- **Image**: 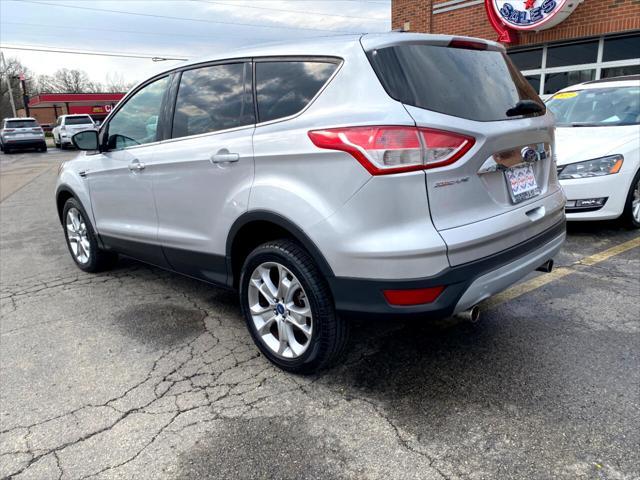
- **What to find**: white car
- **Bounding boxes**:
[52,114,96,149]
[548,76,640,228]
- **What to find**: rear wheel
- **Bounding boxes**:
[621,170,640,229]
[62,198,118,272]
[239,239,348,373]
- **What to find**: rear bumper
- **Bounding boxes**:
[328,219,566,320]
[3,138,46,148]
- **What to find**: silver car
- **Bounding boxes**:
[56,33,566,372]
[0,117,47,153]
[52,114,96,149]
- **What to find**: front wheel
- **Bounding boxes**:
[621,170,640,229]
[62,198,118,272]
[239,240,348,374]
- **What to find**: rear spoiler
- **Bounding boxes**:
[360,33,505,53]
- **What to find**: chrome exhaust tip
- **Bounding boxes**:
[536,259,554,273]
[455,305,481,323]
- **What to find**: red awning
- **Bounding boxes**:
[29,93,125,107]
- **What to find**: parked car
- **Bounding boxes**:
[547,76,640,228]
[0,117,47,153]
[52,114,96,149]
[56,33,566,372]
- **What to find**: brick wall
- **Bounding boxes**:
[392,0,640,47]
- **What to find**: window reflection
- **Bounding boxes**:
[107,76,169,149]
[256,61,337,123]
[172,63,254,138]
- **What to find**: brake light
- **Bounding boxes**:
[308,126,474,175]
[449,38,489,50]
[4,129,15,132]
[31,128,42,132]
[383,286,445,306]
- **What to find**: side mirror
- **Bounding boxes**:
[72,130,99,151]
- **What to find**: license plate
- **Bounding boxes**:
[504,164,540,203]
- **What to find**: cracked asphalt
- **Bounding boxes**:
[1,150,639,480]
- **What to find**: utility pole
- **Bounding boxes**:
[0,51,17,117]
[18,72,30,117]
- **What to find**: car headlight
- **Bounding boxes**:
[558,154,623,180]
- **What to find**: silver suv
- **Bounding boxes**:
[0,117,46,153]
[56,34,566,372]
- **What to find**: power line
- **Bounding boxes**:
[1,21,225,40]
[15,0,362,34]
[1,44,188,61]
[196,0,388,21]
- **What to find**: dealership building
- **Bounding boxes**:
[392,0,640,97]
[19,93,125,125]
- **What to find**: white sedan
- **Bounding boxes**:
[547,76,639,228]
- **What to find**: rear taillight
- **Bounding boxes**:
[308,126,474,175]
[4,129,15,132]
[31,128,43,133]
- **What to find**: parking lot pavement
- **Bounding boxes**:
[1,151,638,480]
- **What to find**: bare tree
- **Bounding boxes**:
[0,57,37,119]
[103,72,134,93]
[44,68,100,93]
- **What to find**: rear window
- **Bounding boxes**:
[255,60,338,123]
[367,44,543,121]
[5,120,37,128]
[65,116,93,125]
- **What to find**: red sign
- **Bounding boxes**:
[486,0,583,42]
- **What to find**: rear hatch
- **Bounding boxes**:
[65,116,95,134]
[364,36,565,265]
[3,119,42,140]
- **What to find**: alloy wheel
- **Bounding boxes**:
[247,262,313,359]
[66,207,91,264]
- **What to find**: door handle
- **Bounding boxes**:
[128,162,146,172]
[210,152,240,164]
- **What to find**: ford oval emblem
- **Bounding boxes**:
[521,147,539,163]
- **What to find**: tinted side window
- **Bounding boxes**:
[172,63,254,139]
[107,76,169,150]
[255,61,338,123]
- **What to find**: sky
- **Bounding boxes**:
[0,0,391,87]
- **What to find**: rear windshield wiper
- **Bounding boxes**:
[506,100,544,117]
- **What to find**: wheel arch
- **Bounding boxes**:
[55,186,77,224]
[226,211,335,289]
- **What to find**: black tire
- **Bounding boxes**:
[62,197,118,272]
[3,147,10,154]
[55,140,60,148]
[620,170,640,229]
[239,239,349,374]
[39,144,47,152]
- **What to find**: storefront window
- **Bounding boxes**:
[603,34,640,62]
[546,41,598,68]
[544,70,595,95]
[524,75,541,93]
[509,49,543,70]
[601,65,640,78]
